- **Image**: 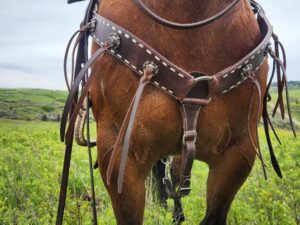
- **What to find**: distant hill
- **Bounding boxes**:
[0,83,299,130]
[0,89,67,121]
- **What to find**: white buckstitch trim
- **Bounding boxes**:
[138,70,143,75]
[162,62,168,67]
[222,90,228,94]
[117,54,122,59]
[132,39,137,43]
[154,81,160,86]
[131,65,137,70]
[170,67,176,73]
[168,90,174,94]
[124,59,130,64]
[118,30,122,34]
[124,34,130,39]
[112,26,116,30]
[139,44,144,48]
[178,73,184,78]
[223,74,229,78]
[146,49,152,55]
[161,86,167,90]
[229,85,236,90]
[177,73,184,78]
[155,56,160,61]
[231,70,235,74]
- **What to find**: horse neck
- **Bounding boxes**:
[99,0,262,74]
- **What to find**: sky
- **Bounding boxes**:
[0,0,299,90]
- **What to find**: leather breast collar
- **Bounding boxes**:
[91,8,270,100]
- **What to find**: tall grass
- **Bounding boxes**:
[0,119,298,224]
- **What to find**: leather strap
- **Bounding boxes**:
[57,1,100,225]
[134,0,241,30]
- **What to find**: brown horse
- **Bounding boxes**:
[89,0,267,224]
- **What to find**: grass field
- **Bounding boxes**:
[0,85,299,224]
[0,120,299,225]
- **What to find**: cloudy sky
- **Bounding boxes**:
[0,0,299,90]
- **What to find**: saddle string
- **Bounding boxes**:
[106,63,157,192]
[247,74,267,179]
[272,34,286,119]
[134,0,241,30]
[268,45,296,137]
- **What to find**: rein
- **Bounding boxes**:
[57,0,296,224]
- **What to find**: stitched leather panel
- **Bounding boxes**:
[92,14,195,100]
[209,12,272,97]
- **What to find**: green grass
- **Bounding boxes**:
[0,119,299,224]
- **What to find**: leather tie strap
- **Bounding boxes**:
[178,102,202,196]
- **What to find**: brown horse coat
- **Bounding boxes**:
[90,0,268,224]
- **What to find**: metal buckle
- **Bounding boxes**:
[182,130,197,145]
[178,187,192,197]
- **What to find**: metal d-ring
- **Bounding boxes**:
[194,76,213,82]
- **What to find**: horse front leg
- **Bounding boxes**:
[200,135,256,225]
[96,119,154,225]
